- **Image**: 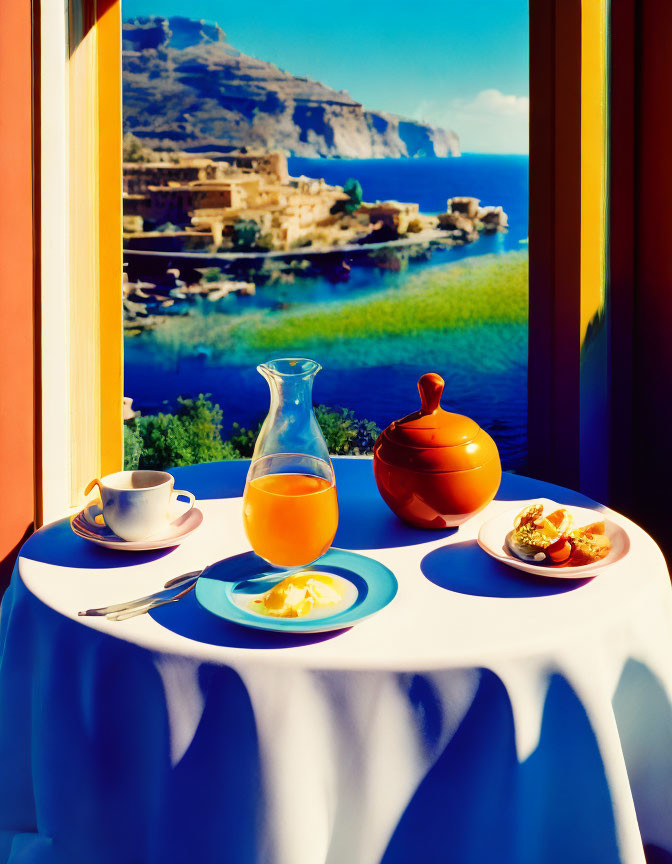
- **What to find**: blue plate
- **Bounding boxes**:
[195,548,398,634]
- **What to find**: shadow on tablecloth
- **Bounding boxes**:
[614,660,672,862]
[334,501,457,551]
[151,552,349,649]
[380,669,621,864]
[421,540,592,598]
[328,458,457,549]
[150,589,348,649]
[18,519,176,569]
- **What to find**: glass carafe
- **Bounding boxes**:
[242,358,338,568]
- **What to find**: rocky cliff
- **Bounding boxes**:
[122,17,460,159]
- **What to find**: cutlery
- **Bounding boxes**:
[78,569,203,617]
[163,570,202,590]
[106,581,196,621]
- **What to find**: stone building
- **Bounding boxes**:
[190,182,346,249]
[361,201,420,234]
[122,160,217,195]
[122,151,347,247]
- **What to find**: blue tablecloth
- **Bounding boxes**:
[1,459,671,864]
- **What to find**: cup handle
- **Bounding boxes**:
[84,478,103,499]
[171,489,195,512]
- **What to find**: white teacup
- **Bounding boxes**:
[85,470,195,542]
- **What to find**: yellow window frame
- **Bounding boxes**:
[39,0,122,523]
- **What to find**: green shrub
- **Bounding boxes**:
[123,423,143,470]
[124,397,382,469]
[125,394,241,470]
[315,405,380,454]
[232,219,261,249]
[228,407,380,458]
[228,421,262,458]
[314,406,356,453]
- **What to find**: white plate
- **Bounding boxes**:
[70,498,203,551]
[477,498,630,578]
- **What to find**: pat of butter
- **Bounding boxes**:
[251,571,346,619]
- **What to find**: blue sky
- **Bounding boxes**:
[122,0,529,153]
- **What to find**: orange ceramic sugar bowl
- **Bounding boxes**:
[373,372,501,529]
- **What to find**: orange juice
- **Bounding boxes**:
[243,473,338,566]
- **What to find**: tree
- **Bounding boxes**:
[123,397,382,470]
[343,178,363,214]
[232,219,261,249]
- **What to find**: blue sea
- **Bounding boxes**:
[124,154,530,469]
[290,153,529,249]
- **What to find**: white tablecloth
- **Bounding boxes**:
[1,458,671,864]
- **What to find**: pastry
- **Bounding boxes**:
[508,504,610,567]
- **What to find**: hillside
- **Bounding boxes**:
[122,16,461,159]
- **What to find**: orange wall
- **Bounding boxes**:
[0,0,36,591]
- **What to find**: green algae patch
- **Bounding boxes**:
[246,252,528,350]
[149,251,528,364]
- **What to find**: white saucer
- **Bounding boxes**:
[477,498,630,579]
[71,498,203,551]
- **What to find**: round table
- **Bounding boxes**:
[1,458,671,864]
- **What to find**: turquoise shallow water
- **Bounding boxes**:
[124,156,529,470]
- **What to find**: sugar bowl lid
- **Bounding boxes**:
[374,372,499,472]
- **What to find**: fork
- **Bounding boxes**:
[106,581,197,621]
[78,569,203,617]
